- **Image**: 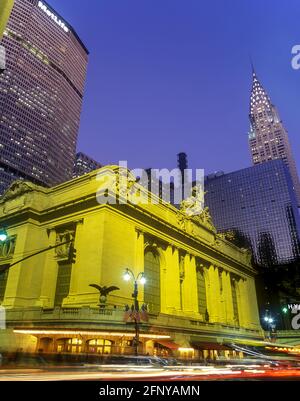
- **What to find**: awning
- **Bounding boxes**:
[225,338,300,349]
[191,342,230,350]
[155,340,180,350]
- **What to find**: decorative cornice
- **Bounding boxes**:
[0,180,47,203]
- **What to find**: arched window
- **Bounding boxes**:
[56,338,81,353]
[0,266,9,303]
[87,339,113,354]
[144,250,160,314]
[196,268,207,317]
[54,262,72,306]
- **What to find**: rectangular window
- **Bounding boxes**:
[54,263,72,306]
[197,269,207,317]
[0,267,9,303]
[231,280,239,325]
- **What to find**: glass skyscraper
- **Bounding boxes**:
[205,160,300,266]
[0,0,88,193]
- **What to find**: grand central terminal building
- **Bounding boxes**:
[0,166,263,360]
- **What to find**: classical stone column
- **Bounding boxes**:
[245,278,261,329]
[181,254,199,317]
[134,230,145,270]
[63,215,104,306]
[36,228,59,308]
[160,247,167,315]
[163,245,181,313]
[201,265,212,321]
[134,230,145,302]
[237,279,250,329]
[218,269,226,324]
[222,271,234,325]
[206,265,221,323]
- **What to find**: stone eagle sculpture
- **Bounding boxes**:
[89,284,120,308]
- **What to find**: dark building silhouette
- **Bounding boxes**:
[257,232,278,268]
[177,152,188,173]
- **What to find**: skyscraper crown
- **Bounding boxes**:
[250,71,272,114]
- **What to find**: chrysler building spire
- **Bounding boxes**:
[250,71,272,115]
[248,71,300,206]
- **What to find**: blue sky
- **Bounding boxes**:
[49,0,300,175]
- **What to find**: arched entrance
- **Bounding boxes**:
[86,339,113,354]
[38,337,53,353]
[55,338,83,353]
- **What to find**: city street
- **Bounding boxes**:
[1,364,300,381]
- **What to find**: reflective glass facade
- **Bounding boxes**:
[0,0,88,193]
[205,160,300,266]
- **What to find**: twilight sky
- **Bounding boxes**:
[50,0,300,175]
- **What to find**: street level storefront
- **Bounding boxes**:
[0,166,263,357]
[9,329,246,360]
[192,342,241,361]
[13,329,173,356]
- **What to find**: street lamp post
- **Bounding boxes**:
[264,315,276,342]
[0,228,8,242]
[123,268,146,356]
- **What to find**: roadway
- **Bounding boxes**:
[1,364,300,381]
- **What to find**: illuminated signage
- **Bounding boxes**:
[38,1,69,33]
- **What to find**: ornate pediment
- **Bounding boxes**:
[179,186,217,233]
[0,180,45,203]
[178,206,217,234]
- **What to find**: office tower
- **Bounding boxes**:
[205,160,300,267]
[0,0,88,194]
[248,69,300,205]
[73,152,102,178]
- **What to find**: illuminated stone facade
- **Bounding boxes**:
[0,167,263,359]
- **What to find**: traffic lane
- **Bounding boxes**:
[1,366,300,381]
